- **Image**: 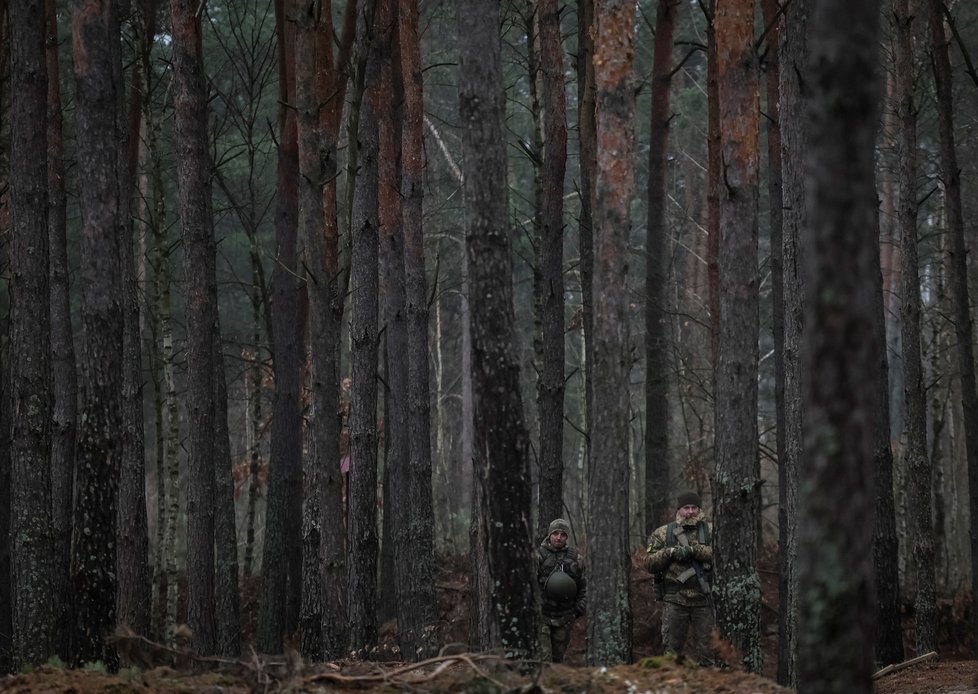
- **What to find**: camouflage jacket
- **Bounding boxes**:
[536,541,587,625]
[644,510,713,607]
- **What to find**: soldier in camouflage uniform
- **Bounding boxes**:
[644,491,714,664]
[536,518,586,663]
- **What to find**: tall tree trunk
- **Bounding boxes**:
[894,0,936,655]
[45,0,76,661]
[377,0,406,633]
[398,0,436,659]
[348,0,381,655]
[319,0,356,661]
[535,0,568,533]
[213,355,241,656]
[797,0,881,688]
[169,0,219,654]
[295,0,326,658]
[645,0,677,534]
[117,0,151,639]
[70,0,124,666]
[576,0,596,483]
[587,0,635,666]
[871,194,903,667]
[458,0,537,658]
[775,0,807,682]
[713,0,762,673]
[9,0,55,667]
[259,0,305,654]
[929,0,978,653]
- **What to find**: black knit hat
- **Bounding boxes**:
[677,491,702,509]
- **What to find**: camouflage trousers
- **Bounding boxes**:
[661,601,713,664]
[538,617,573,663]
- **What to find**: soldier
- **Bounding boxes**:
[536,518,586,663]
[644,491,714,664]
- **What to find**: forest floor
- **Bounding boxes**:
[2,548,974,693]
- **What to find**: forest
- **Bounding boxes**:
[1,0,978,692]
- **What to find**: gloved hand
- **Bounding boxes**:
[672,545,693,561]
[690,542,712,562]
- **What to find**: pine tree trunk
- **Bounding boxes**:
[348,0,382,654]
[894,0,937,655]
[399,0,436,659]
[259,0,305,653]
[713,0,762,673]
[69,0,124,665]
[797,0,882,688]
[535,0,568,534]
[45,0,76,660]
[775,0,807,682]
[458,0,537,658]
[929,0,978,653]
[587,0,636,666]
[169,0,219,654]
[9,0,55,667]
[645,0,677,534]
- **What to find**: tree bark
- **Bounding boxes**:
[587,0,636,666]
[645,0,677,534]
[535,0,568,534]
[70,0,124,665]
[398,0,437,660]
[45,0,76,660]
[348,0,382,655]
[458,0,537,658]
[259,0,305,653]
[894,0,937,655]
[169,0,219,654]
[117,0,151,640]
[713,0,762,673]
[776,0,807,682]
[9,0,55,667]
[797,0,882,688]
[929,0,978,654]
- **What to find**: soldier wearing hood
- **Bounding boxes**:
[645,491,714,664]
[536,517,586,663]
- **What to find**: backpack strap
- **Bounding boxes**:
[665,521,678,547]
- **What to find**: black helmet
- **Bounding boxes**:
[544,570,578,600]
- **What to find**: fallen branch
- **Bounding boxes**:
[872,651,938,680]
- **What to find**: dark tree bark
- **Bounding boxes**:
[259,0,305,654]
[45,0,76,661]
[706,0,720,362]
[295,0,326,659]
[0,6,11,666]
[69,0,124,666]
[117,0,151,639]
[534,0,568,534]
[775,0,807,682]
[797,0,882,689]
[377,0,405,634]
[398,0,437,660]
[645,0,677,534]
[9,0,55,667]
[348,0,381,655]
[457,0,537,658]
[576,0,596,476]
[894,0,937,655]
[871,201,902,668]
[587,0,635,666]
[169,0,219,654]
[929,0,978,654]
[320,0,356,661]
[713,0,762,674]
[213,356,241,657]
